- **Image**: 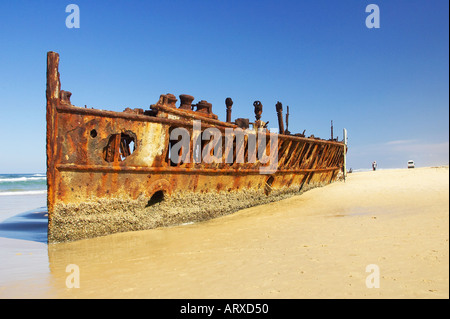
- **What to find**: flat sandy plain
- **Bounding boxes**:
[0,167,448,298]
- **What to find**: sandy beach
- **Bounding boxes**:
[0,166,448,299]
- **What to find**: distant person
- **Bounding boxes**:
[372,161,377,171]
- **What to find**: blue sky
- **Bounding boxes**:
[0,0,448,173]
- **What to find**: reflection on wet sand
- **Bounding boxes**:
[0,209,48,243]
[46,217,271,298]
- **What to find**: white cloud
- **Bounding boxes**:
[385,139,419,145]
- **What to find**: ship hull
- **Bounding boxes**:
[46,52,345,243]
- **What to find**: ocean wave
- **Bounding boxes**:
[0,190,47,196]
[0,176,47,183]
[351,168,371,172]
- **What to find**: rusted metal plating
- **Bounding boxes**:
[46,51,346,240]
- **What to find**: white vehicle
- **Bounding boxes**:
[407,160,415,169]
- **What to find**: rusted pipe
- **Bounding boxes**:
[286,105,290,134]
[56,163,341,174]
[225,97,233,123]
[331,120,334,140]
[253,101,262,121]
[276,101,285,134]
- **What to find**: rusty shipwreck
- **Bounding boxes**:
[46,51,347,243]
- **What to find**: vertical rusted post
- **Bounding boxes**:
[343,128,348,181]
[253,101,262,121]
[113,134,121,162]
[225,97,233,123]
[46,51,61,231]
[47,52,60,103]
[331,120,334,140]
[285,105,290,133]
[276,101,285,134]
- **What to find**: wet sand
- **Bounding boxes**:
[0,167,448,298]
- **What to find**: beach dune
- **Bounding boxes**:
[0,167,448,298]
